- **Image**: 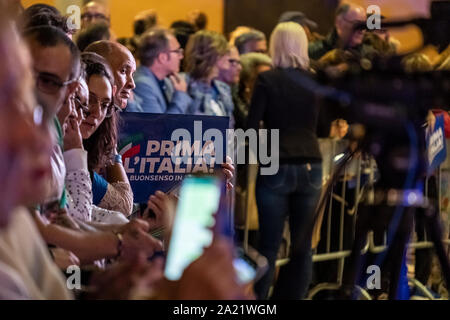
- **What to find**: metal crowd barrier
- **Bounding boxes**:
[239,137,450,300]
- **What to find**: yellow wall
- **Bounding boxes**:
[22,0,224,38]
[110,0,223,38]
[22,0,436,55]
[23,0,55,7]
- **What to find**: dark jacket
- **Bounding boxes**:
[309,28,373,61]
[309,29,340,60]
[247,67,322,164]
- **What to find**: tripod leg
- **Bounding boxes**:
[387,207,414,300]
[340,205,371,299]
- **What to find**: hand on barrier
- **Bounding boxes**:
[118,219,163,261]
[222,156,235,190]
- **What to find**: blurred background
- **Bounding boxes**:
[22,0,434,54]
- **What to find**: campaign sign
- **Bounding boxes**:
[427,114,447,175]
[119,113,229,203]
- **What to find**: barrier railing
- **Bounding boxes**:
[241,138,450,300]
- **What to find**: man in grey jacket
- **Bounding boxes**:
[127,29,192,114]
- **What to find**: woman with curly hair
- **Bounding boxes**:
[80,53,134,220]
[184,30,234,123]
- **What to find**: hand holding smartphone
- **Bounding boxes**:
[164,172,267,285]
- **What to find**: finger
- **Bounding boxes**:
[70,253,81,266]
[221,162,234,170]
[169,75,179,85]
[130,218,151,233]
[152,237,164,252]
[221,163,235,176]
[69,117,77,131]
[155,190,165,196]
[222,169,233,180]
[147,201,163,219]
[227,182,234,191]
[140,231,163,253]
[172,73,181,83]
[152,193,166,210]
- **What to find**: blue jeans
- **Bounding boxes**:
[254,163,322,300]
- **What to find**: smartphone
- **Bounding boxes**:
[234,247,268,285]
[164,174,223,281]
[164,172,268,284]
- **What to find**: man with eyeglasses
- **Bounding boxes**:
[81,1,110,30]
[24,25,82,210]
[127,29,192,114]
[217,46,242,86]
[309,3,366,60]
[24,26,80,121]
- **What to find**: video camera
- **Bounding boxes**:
[314,1,450,190]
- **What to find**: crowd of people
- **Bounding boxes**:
[0,0,449,300]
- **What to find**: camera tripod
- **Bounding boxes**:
[330,129,450,300]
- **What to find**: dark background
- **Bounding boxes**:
[224,0,340,38]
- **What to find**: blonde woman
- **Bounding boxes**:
[247,22,322,300]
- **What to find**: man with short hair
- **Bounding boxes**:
[81,1,110,30]
[24,26,80,118]
[24,26,81,207]
[309,3,366,60]
[278,11,321,42]
[234,29,267,55]
[126,29,192,114]
[134,9,158,36]
[187,10,208,31]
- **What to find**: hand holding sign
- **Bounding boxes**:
[144,190,177,232]
[222,156,235,190]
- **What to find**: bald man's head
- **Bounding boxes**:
[85,41,136,109]
[335,3,366,48]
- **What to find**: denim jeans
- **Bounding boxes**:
[254,163,322,300]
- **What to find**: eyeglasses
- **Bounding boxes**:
[81,13,109,22]
[74,96,90,117]
[85,93,115,118]
[167,48,184,56]
[228,59,242,67]
[35,72,77,95]
[342,16,367,32]
[342,16,366,25]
